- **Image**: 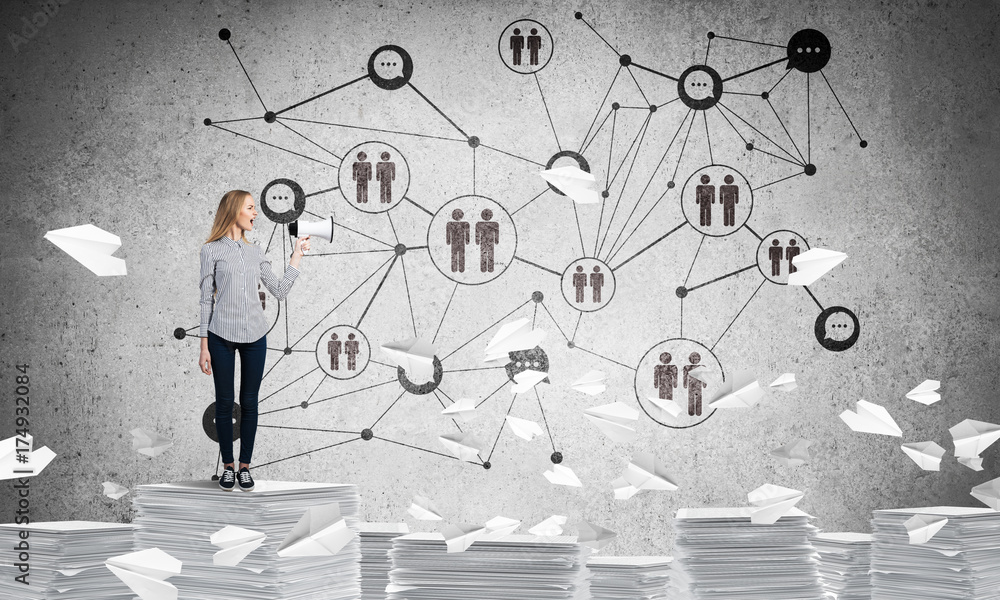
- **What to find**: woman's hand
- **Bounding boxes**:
[290,235,311,268]
[199,339,212,375]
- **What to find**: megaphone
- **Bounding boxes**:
[288,217,333,254]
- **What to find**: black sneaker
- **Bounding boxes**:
[238,467,255,492]
[219,466,236,491]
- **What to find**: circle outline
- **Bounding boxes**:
[755,230,811,285]
[367,44,414,90]
[260,178,306,224]
[314,325,371,380]
[814,306,860,352]
[633,337,725,429]
[681,164,754,237]
[338,141,411,214]
[677,65,724,110]
[560,257,616,312]
[497,19,555,75]
[425,194,518,286]
[544,150,591,197]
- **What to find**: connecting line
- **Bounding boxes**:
[475,378,511,409]
[478,143,547,168]
[304,186,339,198]
[768,68,793,95]
[534,387,557,453]
[711,279,766,351]
[472,146,476,194]
[578,15,621,56]
[205,116,261,125]
[259,366,322,405]
[259,425,358,435]
[404,196,435,217]
[807,72,811,164]
[580,109,612,156]
[332,220,394,248]
[686,264,757,293]
[751,170,804,192]
[264,222,278,254]
[703,110,714,164]
[625,67,651,105]
[445,366,507,373]
[400,256,418,337]
[598,114,653,258]
[369,388,408,429]
[571,200,587,258]
[209,124,338,168]
[578,66,622,154]
[532,302,538,328]
[513,255,562,277]
[487,393,520,462]
[432,282,459,344]
[305,249,396,257]
[721,56,789,83]
[573,345,636,371]
[276,119,343,162]
[766,97,806,164]
[274,74,370,116]
[605,108,617,192]
[260,351,287,383]
[283,228,291,349]
[441,299,531,361]
[279,116,466,143]
[252,437,360,470]
[717,101,803,166]
[511,189,549,216]
[386,212,400,244]
[571,312,583,343]
[669,107,698,184]
[262,380,399,416]
[375,435,475,464]
[630,61,679,82]
[744,224,764,241]
[226,39,268,111]
[803,286,825,311]
[356,255,398,328]
[612,221,687,272]
[711,34,785,48]
[705,36,712,64]
[683,235,707,286]
[407,82,469,139]
[819,70,866,143]
[539,302,570,343]
[533,72,562,151]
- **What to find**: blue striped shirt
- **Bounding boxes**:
[199,236,300,343]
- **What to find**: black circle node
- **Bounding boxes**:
[532,291,544,303]
[675,286,688,298]
[361,428,373,440]
[746,142,754,151]
[707,31,715,39]
[667,181,675,189]
[283,347,292,355]
[203,118,212,126]
[574,11,583,19]
[649,104,657,113]
[761,91,769,100]
[601,190,610,198]
[395,243,407,256]
[786,29,831,73]
[612,102,621,110]
[619,54,632,67]
[483,461,492,470]
[550,452,563,464]
[804,164,817,176]
[300,401,308,409]
[860,140,868,148]
[264,111,276,123]
[468,136,480,148]
[218,28,231,41]
[567,341,575,348]
[173,328,186,340]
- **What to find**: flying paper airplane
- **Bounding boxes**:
[906,380,941,405]
[210,525,266,566]
[442,523,485,553]
[544,464,583,487]
[708,371,765,409]
[583,401,639,443]
[971,476,1000,510]
[484,318,547,362]
[45,223,127,276]
[577,520,617,550]
[904,514,948,545]
[748,483,804,525]
[105,547,182,600]
[381,337,436,383]
[787,248,847,286]
[771,438,815,467]
[571,370,606,395]
[511,369,549,394]
[407,494,443,521]
[949,419,1000,458]
[901,441,946,471]
[481,516,521,540]
[131,428,173,457]
[839,400,902,436]
[438,432,483,462]
[505,415,544,441]
[769,373,797,392]
[102,482,129,500]
[613,452,679,499]
[647,396,684,423]
[528,515,567,537]
[959,457,985,471]
[441,398,477,421]
[539,165,600,204]
[0,434,56,480]
[276,502,356,557]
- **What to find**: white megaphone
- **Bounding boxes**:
[288,217,333,254]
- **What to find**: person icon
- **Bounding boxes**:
[475,208,500,273]
[719,174,739,227]
[695,174,715,227]
[572,265,587,303]
[683,352,707,416]
[445,208,470,273]
[786,239,801,274]
[527,28,542,66]
[327,333,342,371]
[375,151,395,204]
[352,151,372,204]
[769,239,784,276]
[510,28,524,65]
[345,333,360,371]
[653,352,678,401]
[590,265,604,303]
[258,283,266,310]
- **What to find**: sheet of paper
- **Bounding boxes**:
[528,515,567,537]
[900,441,946,471]
[45,223,127,276]
[442,523,485,553]
[539,165,600,204]
[787,247,847,286]
[577,520,617,550]
[769,373,797,392]
[906,379,941,405]
[840,400,903,436]
[131,428,173,457]
[904,514,948,545]
[210,525,266,566]
[747,483,804,525]
[276,502,356,557]
[770,438,814,467]
[708,371,765,409]
[438,432,483,462]
[583,401,639,443]
[381,337,436,383]
[544,463,583,487]
[971,476,1000,510]
[571,370,606,395]
[105,547,182,600]
[0,434,56,480]
[407,494,443,521]
[441,397,477,421]
[505,415,544,441]
[511,369,549,394]
[484,318,547,362]
[949,419,1000,458]
[102,481,130,500]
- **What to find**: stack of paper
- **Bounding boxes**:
[588,556,672,600]
[667,507,824,599]
[131,480,362,600]
[0,521,135,600]
[359,523,409,600]
[386,532,591,599]
[870,506,1000,599]
[812,532,872,600]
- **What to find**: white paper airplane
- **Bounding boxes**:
[949,419,1000,458]
[904,514,948,545]
[901,441,946,471]
[0,434,56,480]
[442,523,486,553]
[686,364,713,384]
[708,371,765,409]
[971,476,1000,510]
[210,525,266,566]
[647,396,684,423]
[583,401,639,443]
[544,463,583,487]
[438,432,483,462]
[505,415,545,441]
[528,515,567,537]
[839,400,902,436]
[484,318,547,362]
[481,516,521,540]
[381,337,436,383]
[906,380,941,405]
[511,369,549,394]
[105,547,182,600]
[615,453,679,499]
[959,457,985,471]
[747,484,804,524]
[539,165,600,204]
[571,370,606,395]
[407,494,443,521]
[276,502,356,557]
[131,428,173,457]
[770,439,814,467]
[787,248,847,286]
[577,520,617,550]
[102,482,130,500]
[45,224,127,276]
[441,398,477,421]
[769,373,797,392]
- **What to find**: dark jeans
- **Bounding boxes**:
[208,330,266,465]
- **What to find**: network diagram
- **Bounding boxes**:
[176,14,869,478]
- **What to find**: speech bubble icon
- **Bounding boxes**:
[786,29,831,73]
[367,45,413,90]
[814,306,860,352]
[824,312,854,342]
[685,70,715,101]
[373,49,403,80]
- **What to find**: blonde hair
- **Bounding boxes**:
[205,190,252,244]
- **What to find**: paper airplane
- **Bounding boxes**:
[528,515,567,537]
[971,476,1000,510]
[770,438,815,467]
[647,396,684,423]
[583,401,639,443]
[102,482,130,500]
[769,373,797,392]
[131,428,173,457]
[686,364,713,384]
[442,523,486,553]
[708,371,765,409]
[839,400,902,436]
[748,484,804,525]
[787,248,847,286]
[904,514,948,545]
[539,165,600,204]
[276,502,356,557]
[544,464,583,487]
[949,419,1000,458]
[571,370,606,395]
[901,441,946,471]
[484,318,547,362]
[482,516,521,540]
[0,434,56,480]
[438,432,483,462]
[381,337,436,383]
[959,457,985,471]
[408,494,443,521]
[577,520,617,550]
[906,380,941,405]
[441,398,477,421]
[511,369,549,394]
[105,547,182,600]
[505,415,545,441]
[45,223,127,276]
[614,453,679,499]
[210,525,266,566]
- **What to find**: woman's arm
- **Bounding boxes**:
[199,245,214,375]
[260,236,310,300]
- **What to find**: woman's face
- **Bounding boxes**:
[235,195,257,233]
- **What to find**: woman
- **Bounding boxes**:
[198,190,310,491]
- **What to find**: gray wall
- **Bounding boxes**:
[1,0,998,555]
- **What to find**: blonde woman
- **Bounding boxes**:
[198,190,310,491]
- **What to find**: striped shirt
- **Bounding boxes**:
[199,236,300,343]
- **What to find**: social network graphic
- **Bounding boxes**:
[178,16,868,476]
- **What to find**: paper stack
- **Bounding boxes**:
[871,506,1000,599]
[588,556,672,600]
[812,532,873,600]
[131,480,361,600]
[359,523,409,600]
[386,532,591,599]
[667,507,824,599]
[0,521,135,600]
